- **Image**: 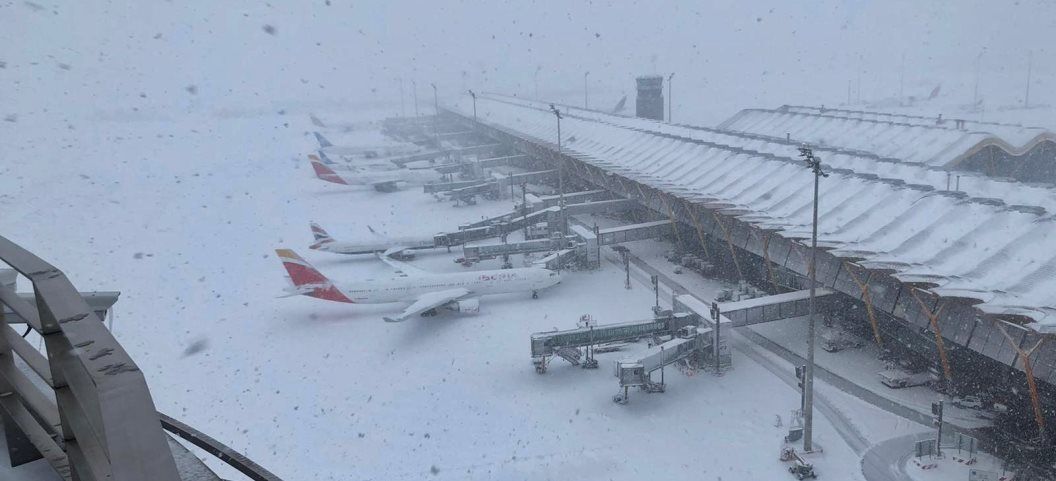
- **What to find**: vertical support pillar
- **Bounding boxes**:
[711,212,744,281]
[993,321,1047,443]
[911,290,953,384]
[843,263,884,348]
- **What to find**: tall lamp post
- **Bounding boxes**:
[411,80,420,118]
[467,89,477,124]
[973,49,985,108]
[398,77,406,117]
[549,104,566,236]
[584,71,590,109]
[431,83,440,147]
[799,145,828,453]
[667,72,675,122]
[534,65,542,98]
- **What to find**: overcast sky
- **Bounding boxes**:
[3,0,1053,124]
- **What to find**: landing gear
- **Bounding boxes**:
[532,290,539,299]
[421,308,438,317]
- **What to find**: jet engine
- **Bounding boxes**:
[447,297,480,313]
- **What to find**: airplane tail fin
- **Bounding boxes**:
[274,249,353,303]
[316,150,337,165]
[309,222,335,249]
[308,155,349,185]
[313,131,334,148]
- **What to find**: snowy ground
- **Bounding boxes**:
[0,108,900,480]
[904,450,1010,481]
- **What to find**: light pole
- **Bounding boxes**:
[667,72,675,122]
[798,145,828,453]
[399,77,406,117]
[899,52,905,102]
[1025,50,1033,109]
[584,71,590,109]
[467,89,477,124]
[973,49,985,108]
[534,65,542,99]
[412,80,419,118]
[550,104,566,236]
[431,83,440,147]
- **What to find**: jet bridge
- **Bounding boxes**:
[674,288,836,329]
[429,198,642,254]
[525,189,613,209]
[389,143,504,167]
[613,327,713,403]
[423,178,492,194]
[433,224,500,247]
[432,154,531,174]
[462,235,576,263]
[596,220,671,245]
[530,311,699,373]
[426,169,558,200]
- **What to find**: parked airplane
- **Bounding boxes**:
[311,151,398,172]
[309,156,439,191]
[308,222,433,259]
[274,249,561,322]
[313,131,421,159]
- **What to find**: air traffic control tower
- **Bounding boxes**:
[635,75,664,121]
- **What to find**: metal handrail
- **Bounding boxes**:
[0,234,181,481]
[159,412,284,481]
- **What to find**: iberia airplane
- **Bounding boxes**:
[275,249,561,322]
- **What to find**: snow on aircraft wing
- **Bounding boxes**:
[383,288,470,323]
[381,245,409,257]
[376,252,430,277]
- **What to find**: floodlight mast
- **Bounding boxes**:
[431,83,440,147]
[467,89,477,124]
[798,145,827,453]
[550,104,566,236]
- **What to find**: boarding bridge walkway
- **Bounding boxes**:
[425,169,557,197]
[595,220,670,245]
[673,289,836,329]
[389,143,504,167]
[450,196,639,239]
[530,312,699,372]
[525,189,613,209]
[463,236,576,262]
[432,154,531,174]
[614,328,713,402]
[452,190,619,231]
[455,206,662,268]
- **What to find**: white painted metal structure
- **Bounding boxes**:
[719,105,1056,169]
[459,94,1056,335]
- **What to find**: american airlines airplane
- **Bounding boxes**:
[313,131,421,159]
[310,151,399,172]
[275,249,562,322]
[308,222,433,259]
[309,156,440,191]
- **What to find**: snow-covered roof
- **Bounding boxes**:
[460,95,1056,333]
[717,105,1056,169]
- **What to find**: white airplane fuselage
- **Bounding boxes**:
[338,268,559,304]
[345,168,439,186]
[321,144,422,159]
[310,239,433,255]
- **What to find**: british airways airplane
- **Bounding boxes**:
[275,249,562,322]
[307,222,433,259]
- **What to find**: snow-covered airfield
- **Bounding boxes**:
[5,1,1055,480]
[3,101,931,480]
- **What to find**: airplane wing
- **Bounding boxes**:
[382,245,410,258]
[383,288,470,323]
[376,252,430,277]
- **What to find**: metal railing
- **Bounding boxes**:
[0,234,181,481]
